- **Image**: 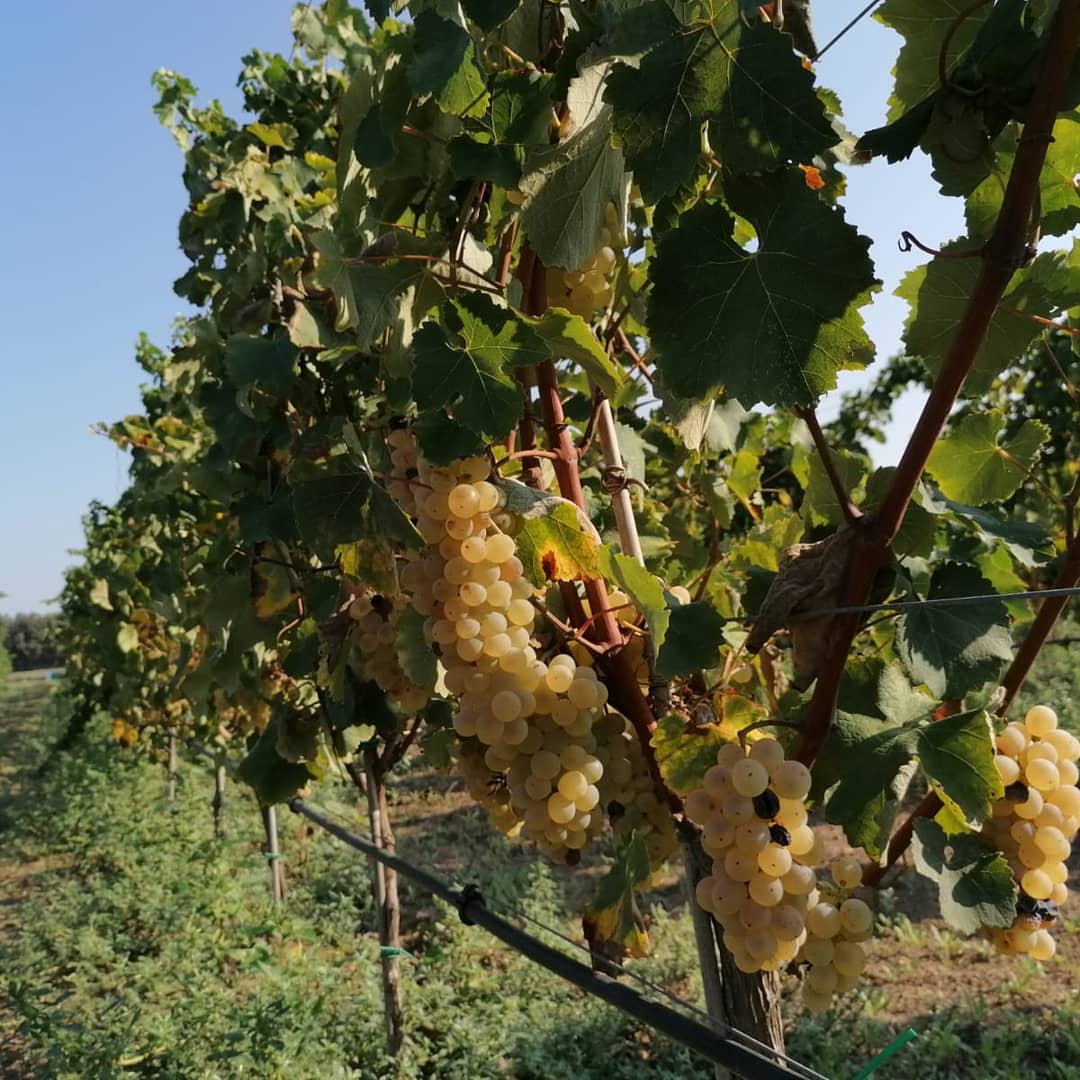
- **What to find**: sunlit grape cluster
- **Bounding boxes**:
[687,738,873,1012]
[981,704,1079,960]
[392,448,621,862]
[794,857,873,1015]
[688,741,819,969]
[347,590,432,714]
[546,203,627,319]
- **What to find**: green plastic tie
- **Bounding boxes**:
[379,945,413,959]
[265,853,286,862]
[851,1028,918,1080]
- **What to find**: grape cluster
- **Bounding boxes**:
[687,740,821,972]
[794,857,873,1015]
[393,449,621,861]
[546,203,627,319]
[981,704,1079,960]
[347,590,432,714]
[687,738,874,1012]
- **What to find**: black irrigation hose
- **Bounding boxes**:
[288,798,828,1080]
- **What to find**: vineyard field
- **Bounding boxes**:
[4,650,1080,1079]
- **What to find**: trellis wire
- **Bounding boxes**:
[753,586,1080,625]
[816,1,884,60]
[288,798,829,1080]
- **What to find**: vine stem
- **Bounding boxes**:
[863,532,1080,886]
[793,405,862,524]
[793,0,1080,767]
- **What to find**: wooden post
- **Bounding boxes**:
[212,757,227,838]
[166,728,178,804]
[364,746,406,1057]
[261,804,286,905]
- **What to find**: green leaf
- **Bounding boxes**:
[966,114,1080,240]
[926,492,1055,567]
[801,449,868,527]
[89,578,113,611]
[116,623,139,653]
[533,307,624,398]
[583,831,650,958]
[462,0,520,31]
[898,245,1080,395]
[926,410,1049,505]
[655,602,727,679]
[307,230,359,332]
[917,708,1004,827]
[237,714,313,805]
[395,605,436,691]
[598,548,669,650]
[247,121,296,149]
[864,469,938,558]
[413,294,548,440]
[605,12,835,201]
[500,479,602,585]
[519,76,625,270]
[412,409,488,466]
[448,136,524,188]
[292,463,423,553]
[648,171,878,407]
[896,563,1013,699]
[223,335,297,392]
[354,102,398,168]
[813,711,919,859]
[911,818,1016,933]
[350,260,441,354]
[874,0,988,122]
[408,13,470,97]
[651,712,729,796]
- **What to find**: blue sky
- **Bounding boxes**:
[0,2,962,615]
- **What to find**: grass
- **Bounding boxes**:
[2,653,1080,1079]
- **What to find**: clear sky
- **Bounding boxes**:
[0,2,962,615]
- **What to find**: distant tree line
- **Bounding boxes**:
[0,613,64,671]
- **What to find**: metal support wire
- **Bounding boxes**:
[288,798,829,1080]
[760,586,1080,625]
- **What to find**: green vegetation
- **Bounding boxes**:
[5,671,1080,1079]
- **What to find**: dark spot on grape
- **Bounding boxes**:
[1005,782,1029,803]
[607,800,626,821]
[769,823,791,847]
[405,468,419,479]
[1017,892,1058,926]
[566,849,582,867]
[753,789,780,820]
[371,594,392,617]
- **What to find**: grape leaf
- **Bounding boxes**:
[237,713,315,805]
[966,114,1080,241]
[598,548,669,650]
[917,708,1004,827]
[395,605,436,690]
[924,491,1055,567]
[801,449,868,526]
[864,468,938,558]
[462,0,521,33]
[648,170,878,407]
[911,818,1016,933]
[651,712,728,796]
[412,294,548,440]
[408,13,470,98]
[896,563,1012,698]
[655,602,727,679]
[814,711,920,859]
[519,68,625,270]
[412,409,488,466]
[89,578,113,610]
[583,831,650,959]
[116,623,139,653]
[533,307,624,398]
[306,229,359,331]
[898,244,1080,395]
[224,335,298,392]
[926,410,1049,505]
[604,10,835,202]
[874,0,986,121]
[500,479,602,585]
